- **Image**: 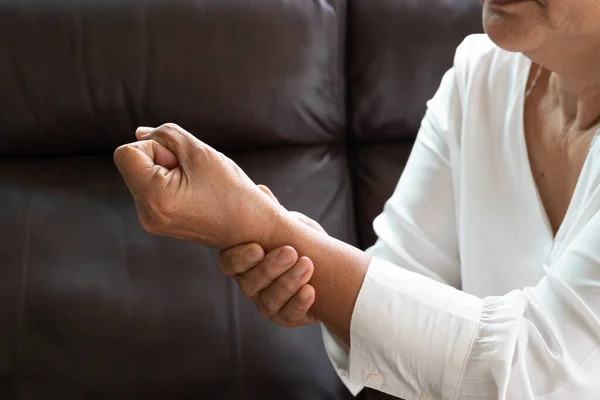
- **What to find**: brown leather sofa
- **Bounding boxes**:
[0,1,482,399]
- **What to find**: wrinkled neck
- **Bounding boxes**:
[525,36,600,132]
[549,73,600,131]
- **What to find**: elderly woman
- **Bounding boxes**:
[114,1,600,399]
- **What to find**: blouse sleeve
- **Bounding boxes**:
[322,50,464,397]
[347,207,600,399]
[338,45,600,400]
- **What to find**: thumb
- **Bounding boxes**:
[135,126,154,140]
[135,123,197,169]
[113,141,169,197]
[135,127,179,169]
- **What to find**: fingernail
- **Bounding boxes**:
[293,261,308,277]
[278,247,295,265]
[136,126,153,138]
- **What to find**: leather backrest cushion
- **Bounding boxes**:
[0,147,357,399]
[0,0,346,156]
[349,0,483,143]
[347,0,483,247]
[0,1,357,398]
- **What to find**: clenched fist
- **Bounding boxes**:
[113,123,282,249]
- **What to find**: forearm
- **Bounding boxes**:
[263,212,371,345]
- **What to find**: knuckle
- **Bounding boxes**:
[191,144,211,163]
[236,276,258,298]
[220,248,249,276]
[280,310,301,323]
[249,266,272,288]
[270,315,296,328]
[256,304,269,319]
[218,252,233,275]
[158,122,182,136]
[156,123,191,152]
[266,247,296,272]
[231,262,250,275]
[279,277,299,295]
[258,266,277,285]
[235,276,249,296]
[259,292,280,316]
[248,267,266,288]
[236,245,262,272]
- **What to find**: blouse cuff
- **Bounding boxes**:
[321,324,364,396]
[457,291,525,399]
[347,257,483,399]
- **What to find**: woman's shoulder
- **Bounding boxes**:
[424,34,529,157]
[454,33,523,74]
[452,34,529,101]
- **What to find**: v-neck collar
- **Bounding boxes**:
[515,57,600,260]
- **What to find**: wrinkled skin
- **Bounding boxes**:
[482,0,600,78]
[219,198,322,328]
[113,123,282,249]
[114,123,321,327]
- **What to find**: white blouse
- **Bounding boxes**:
[322,34,600,400]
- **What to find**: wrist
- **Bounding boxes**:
[258,205,294,252]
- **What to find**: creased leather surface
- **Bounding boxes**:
[348,0,482,249]
[0,147,356,399]
[0,0,346,156]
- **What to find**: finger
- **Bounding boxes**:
[218,243,265,276]
[135,126,154,140]
[236,246,298,298]
[289,211,326,234]
[135,123,197,168]
[114,141,166,196]
[273,284,317,327]
[257,256,313,317]
[154,147,179,170]
[119,140,178,174]
[257,184,280,205]
[136,137,179,170]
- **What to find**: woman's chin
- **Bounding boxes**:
[483,11,545,53]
